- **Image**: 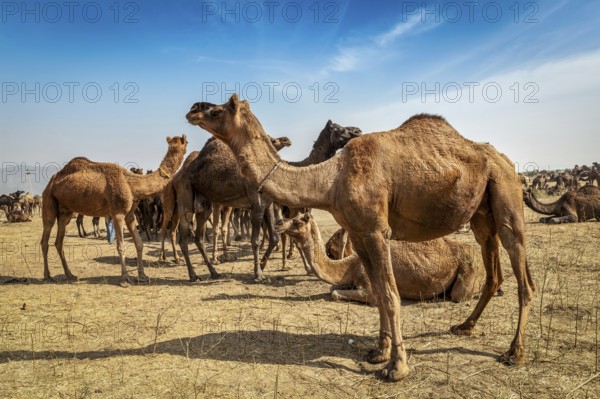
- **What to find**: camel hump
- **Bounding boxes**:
[401,113,447,126]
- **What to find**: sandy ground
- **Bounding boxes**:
[0,205,599,399]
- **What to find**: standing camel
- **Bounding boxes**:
[41,135,187,285]
[186,95,535,381]
[158,136,290,267]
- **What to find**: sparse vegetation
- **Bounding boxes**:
[0,207,598,398]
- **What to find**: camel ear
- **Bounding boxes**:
[166,136,172,142]
[228,94,239,111]
[326,119,332,127]
[182,134,187,143]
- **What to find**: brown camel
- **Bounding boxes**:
[277,212,483,304]
[76,214,101,238]
[531,174,547,190]
[325,228,354,259]
[41,135,187,285]
[186,95,535,381]
[279,121,362,268]
[1,205,32,222]
[523,185,600,223]
[159,150,201,263]
[588,164,600,186]
[158,136,290,267]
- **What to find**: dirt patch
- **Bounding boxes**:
[0,209,599,398]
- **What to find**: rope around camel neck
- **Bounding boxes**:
[258,160,282,194]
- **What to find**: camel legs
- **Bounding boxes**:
[192,208,221,278]
[112,214,133,285]
[160,203,181,263]
[53,211,78,280]
[41,200,57,281]
[211,205,233,264]
[250,204,279,282]
[124,211,148,282]
[351,232,409,381]
[452,190,534,365]
[331,288,376,306]
[76,214,87,238]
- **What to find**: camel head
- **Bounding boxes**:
[326,120,362,149]
[167,134,188,154]
[269,136,292,151]
[187,94,264,145]
[275,212,313,244]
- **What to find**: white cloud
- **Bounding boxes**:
[342,48,600,170]
[318,12,439,77]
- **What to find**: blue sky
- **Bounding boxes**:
[1,0,600,190]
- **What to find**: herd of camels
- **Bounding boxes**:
[6,94,598,381]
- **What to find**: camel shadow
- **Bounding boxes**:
[0,329,500,369]
[201,292,332,303]
[0,330,370,374]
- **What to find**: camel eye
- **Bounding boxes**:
[293,220,302,227]
[209,109,223,118]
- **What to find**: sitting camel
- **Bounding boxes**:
[41,135,188,285]
[523,185,600,223]
[1,205,32,222]
[278,213,483,304]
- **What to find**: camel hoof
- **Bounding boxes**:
[286,253,295,260]
[119,280,131,288]
[496,288,505,296]
[66,274,79,282]
[137,274,150,283]
[366,348,390,364]
[378,361,410,382]
[254,276,270,284]
[450,323,474,336]
[210,273,222,279]
[498,348,525,366]
[43,276,56,283]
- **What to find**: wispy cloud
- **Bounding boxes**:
[318,11,440,77]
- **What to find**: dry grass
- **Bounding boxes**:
[0,207,598,398]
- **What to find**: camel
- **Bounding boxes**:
[158,136,290,266]
[278,121,361,268]
[186,95,535,381]
[1,205,32,222]
[325,228,354,259]
[523,186,600,223]
[588,164,600,187]
[76,214,100,237]
[277,212,483,304]
[159,151,201,263]
[41,135,187,285]
[531,174,547,190]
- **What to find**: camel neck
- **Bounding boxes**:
[130,143,185,200]
[229,131,337,210]
[524,191,558,215]
[297,222,361,286]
